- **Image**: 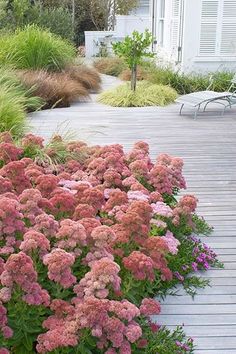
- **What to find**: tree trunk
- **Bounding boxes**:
[71,0,75,27]
[131,64,137,92]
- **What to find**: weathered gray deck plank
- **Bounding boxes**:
[30,75,236,354]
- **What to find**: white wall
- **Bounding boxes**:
[85,15,151,58]
[182,0,236,73]
[85,31,116,58]
[115,15,151,36]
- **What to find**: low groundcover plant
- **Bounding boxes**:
[98,81,177,107]
[0,132,222,353]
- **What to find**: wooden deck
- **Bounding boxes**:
[30,75,236,354]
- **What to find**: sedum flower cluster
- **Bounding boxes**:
[0,133,217,353]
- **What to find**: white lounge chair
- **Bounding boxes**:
[176,74,236,118]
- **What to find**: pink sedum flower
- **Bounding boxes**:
[43,249,76,288]
[140,298,161,316]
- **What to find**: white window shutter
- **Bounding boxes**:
[171,0,181,60]
[199,0,219,56]
[220,0,236,55]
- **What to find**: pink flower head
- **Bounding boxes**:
[151,202,173,218]
[1,252,50,306]
[1,161,31,194]
[0,143,23,163]
[21,133,44,149]
[127,190,149,202]
[36,174,59,198]
[0,176,13,194]
[0,196,25,237]
[178,195,198,213]
[162,231,180,255]
[79,218,101,237]
[91,226,116,248]
[73,204,96,220]
[74,257,121,299]
[123,251,155,281]
[49,191,76,216]
[43,249,76,288]
[140,298,161,316]
[129,160,149,179]
[34,213,59,237]
[55,219,87,251]
[20,230,50,256]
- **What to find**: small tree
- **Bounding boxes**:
[112,30,154,91]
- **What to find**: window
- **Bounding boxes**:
[199,0,236,56]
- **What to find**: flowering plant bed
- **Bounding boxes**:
[0,132,222,354]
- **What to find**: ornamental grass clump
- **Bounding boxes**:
[17,70,89,108]
[98,81,177,107]
[0,69,42,137]
[0,132,221,353]
[0,25,76,71]
[66,65,102,92]
[0,67,42,139]
[94,57,127,76]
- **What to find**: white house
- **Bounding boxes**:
[151,0,236,72]
[85,0,236,73]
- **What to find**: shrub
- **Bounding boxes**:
[0,2,75,42]
[26,5,75,42]
[98,81,177,107]
[17,70,89,109]
[94,57,127,76]
[0,68,42,137]
[66,65,101,92]
[0,25,76,71]
[0,133,220,353]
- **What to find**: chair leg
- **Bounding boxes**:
[203,102,209,112]
[194,106,200,119]
[179,104,184,115]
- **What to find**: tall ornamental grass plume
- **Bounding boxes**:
[17,70,89,109]
[0,132,221,353]
[65,65,102,92]
[0,25,76,71]
[98,81,177,107]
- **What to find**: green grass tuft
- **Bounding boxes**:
[0,68,42,137]
[0,25,76,71]
[98,81,177,107]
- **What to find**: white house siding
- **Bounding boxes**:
[115,15,151,37]
[181,0,236,73]
[115,0,151,37]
